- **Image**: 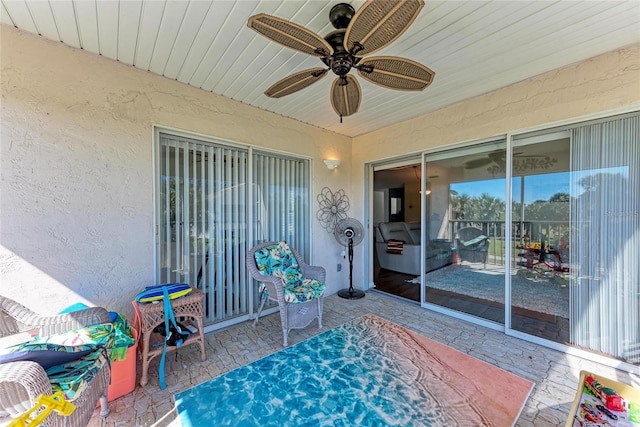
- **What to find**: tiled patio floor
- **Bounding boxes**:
[89,291,637,427]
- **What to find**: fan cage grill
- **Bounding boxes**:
[334,219,365,247]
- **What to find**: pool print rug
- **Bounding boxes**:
[175,313,534,426]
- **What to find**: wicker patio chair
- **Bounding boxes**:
[247,241,326,347]
[456,226,490,267]
[0,295,111,426]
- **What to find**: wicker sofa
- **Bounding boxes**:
[375,222,454,275]
[0,296,111,426]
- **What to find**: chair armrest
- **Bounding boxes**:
[300,264,326,282]
[31,308,111,337]
[0,361,53,418]
[0,296,110,337]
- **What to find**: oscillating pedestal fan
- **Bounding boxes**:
[334,218,365,299]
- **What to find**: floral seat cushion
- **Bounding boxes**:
[46,349,108,401]
[2,323,114,401]
[255,242,326,304]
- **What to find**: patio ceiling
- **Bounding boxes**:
[2,0,639,138]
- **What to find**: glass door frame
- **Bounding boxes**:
[365,111,639,374]
[419,139,508,332]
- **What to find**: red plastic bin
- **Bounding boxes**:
[107,329,137,402]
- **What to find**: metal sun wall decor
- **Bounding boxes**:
[316,187,350,233]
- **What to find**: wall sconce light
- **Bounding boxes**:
[324,159,341,170]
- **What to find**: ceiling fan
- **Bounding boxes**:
[247,0,434,122]
[464,151,512,170]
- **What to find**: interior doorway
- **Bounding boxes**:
[372,160,422,302]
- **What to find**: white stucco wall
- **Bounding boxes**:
[0,26,351,317]
[350,43,640,289]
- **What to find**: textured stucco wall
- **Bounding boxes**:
[2,23,639,318]
[0,26,351,317]
[350,43,640,288]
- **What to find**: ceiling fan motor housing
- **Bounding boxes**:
[329,3,355,29]
[324,30,354,77]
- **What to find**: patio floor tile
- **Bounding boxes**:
[88,291,635,427]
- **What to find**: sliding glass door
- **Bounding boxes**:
[156,131,311,327]
[422,140,507,324]
[568,116,639,364]
[510,133,571,342]
[412,113,639,367]
[510,115,639,365]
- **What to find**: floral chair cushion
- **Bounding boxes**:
[2,323,114,366]
[46,349,108,401]
[255,242,326,304]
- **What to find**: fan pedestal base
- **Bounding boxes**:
[338,288,365,299]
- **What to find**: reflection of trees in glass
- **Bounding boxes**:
[451,190,504,220]
[449,189,471,219]
[467,193,505,221]
[516,192,570,222]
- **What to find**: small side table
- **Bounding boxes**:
[135,288,207,386]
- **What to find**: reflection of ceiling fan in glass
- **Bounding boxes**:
[464,151,556,172]
[247,0,434,122]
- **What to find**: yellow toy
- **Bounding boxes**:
[8,391,75,426]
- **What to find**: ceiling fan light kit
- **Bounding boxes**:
[247,0,434,122]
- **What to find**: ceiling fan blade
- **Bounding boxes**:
[331,75,361,118]
[344,0,424,57]
[248,13,333,57]
[357,56,434,91]
[264,68,328,98]
[464,158,493,169]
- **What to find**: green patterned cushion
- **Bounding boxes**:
[46,349,108,401]
[3,324,114,401]
[255,242,325,304]
[283,278,325,303]
[3,323,114,369]
[13,323,114,353]
[111,313,135,362]
[254,242,302,280]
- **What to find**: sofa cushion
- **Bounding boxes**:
[378,222,412,243]
[403,222,421,245]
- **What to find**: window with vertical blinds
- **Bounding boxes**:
[252,151,311,258]
[570,115,640,364]
[156,133,310,326]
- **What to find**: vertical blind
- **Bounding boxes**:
[252,151,310,258]
[570,115,640,364]
[157,134,311,325]
[158,133,249,322]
